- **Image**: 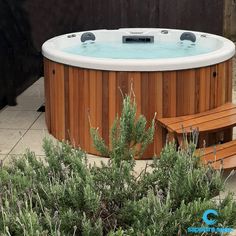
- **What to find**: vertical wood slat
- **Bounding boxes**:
[96,70,103,147]
[55,63,65,140]
[144,72,157,158]
[186,70,196,115]
[48,60,55,136]
[43,58,51,132]
[227,59,233,102]
[176,71,185,116]
[78,69,85,148]
[154,72,163,156]
[108,71,117,148]
[68,67,78,146]
[163,71,177,117]
[194,70,200,114]
[198,66,211,146]
[88,70,98,155]
[116,72,129,116]
[198,67,211,112]
[141,73,151,158]
[210,65,218,109]
[64,66,69,140]
[102,72,109,146]
[48,60,65,140]
[217,62,226,106]
[84,69,90,151]
[44,58,233,158]
[128,72,141,117]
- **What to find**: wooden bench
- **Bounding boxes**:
[196,140,236,170]
[157,103,236,169]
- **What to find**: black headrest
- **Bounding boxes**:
[180,32,196,43]
[81,32,96,42]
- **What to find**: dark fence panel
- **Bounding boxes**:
[22,0,224,51]
[22,0,162,51]
[159,0,223,34]
[0,0,224,109]
[0,0,42,108]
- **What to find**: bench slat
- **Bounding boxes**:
[197,140,236,155]
[158,103,236,127]
[157,103,236,135]
[175,113,236,134]
[202,144,236,162]
[213,155,236,169]
[197,140,236,170]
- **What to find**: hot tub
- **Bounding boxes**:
[42,28,235,158]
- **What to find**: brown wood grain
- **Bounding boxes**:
[44,58,233,159]
[43,59,51,132]
[198,139,236,169]
[163,71,177,117]
[108,71,117,148]
[89,70,99,154]
[158,103,236,135]
[102,72,109,146]
[158,103,236,126]
[84,69,90,151]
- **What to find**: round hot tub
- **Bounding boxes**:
[42,28,235,158]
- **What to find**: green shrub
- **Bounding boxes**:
[0,96,235,235]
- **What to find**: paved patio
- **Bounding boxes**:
[0,47,236,218]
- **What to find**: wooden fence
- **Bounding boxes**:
[22,0,225,50]
[0,0,234,109]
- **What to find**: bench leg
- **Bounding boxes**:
[177,135,185,149]
[167,132,175,143]
[176,134,195,150]
[224,128,233,142]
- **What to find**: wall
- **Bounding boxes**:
[0,0,42,108]
[0,0,226,109]
[23,0,224,51]
[224,0,236,40]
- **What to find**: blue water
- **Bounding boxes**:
[63,41,216,59]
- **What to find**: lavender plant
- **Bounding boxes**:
[0,96,235,235]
